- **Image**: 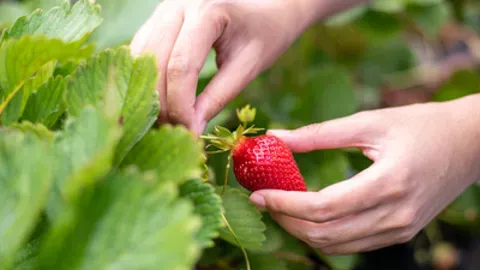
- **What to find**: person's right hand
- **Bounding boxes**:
[129,0,323,135]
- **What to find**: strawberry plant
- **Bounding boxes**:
[0,1,221,269]
[1,0,480,270]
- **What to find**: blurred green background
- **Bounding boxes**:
[2,0,480,269]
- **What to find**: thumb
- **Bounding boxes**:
[267,112,381,152]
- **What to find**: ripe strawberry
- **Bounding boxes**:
[201,105,307,194]
[232,135,307,192]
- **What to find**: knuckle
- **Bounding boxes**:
[393,208,417,230]
[380,166,411,200]
[264,195,285,212]
[310,202,334,222]
[396,229,416,244]
[199,1,229,34]
[387,178,409,200]
[207,93,225,112]
[305,230,331,248]
[166,110,182,124]
[199,0,222,13]
[167,55,201,81]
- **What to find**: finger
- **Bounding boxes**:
[268,213,318,244]
[250,161,398,223]
[267,111,385,152]
[130,1,184,123]
[319,227,413,256]
[166,5,227,134]
[194,46,261,133]
[271,204,391,248]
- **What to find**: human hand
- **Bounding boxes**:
[129,0,324,135]
[249,94,480,255]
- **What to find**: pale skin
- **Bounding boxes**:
[131,0,480,255]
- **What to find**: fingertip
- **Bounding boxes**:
[129,18,154,57]
[190,119,207,138]
[249,193,266,209]
[266,129,292,137]
[266,129,303,151]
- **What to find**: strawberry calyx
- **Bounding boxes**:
[200,105,264,197]
[200,105,263,154]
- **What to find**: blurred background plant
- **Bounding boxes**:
[2,0,480,269]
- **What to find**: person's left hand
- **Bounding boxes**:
[249,94,480,255]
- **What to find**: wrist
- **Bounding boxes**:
[444,94,480,184]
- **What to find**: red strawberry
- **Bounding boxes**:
[201,105,307,195]
[232,135,307,192]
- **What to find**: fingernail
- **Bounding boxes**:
[250,193,265,208]
[267,129,291,137]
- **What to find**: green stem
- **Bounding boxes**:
[221,214,250,270]
[221,150,233,197]
[0,81,25,116]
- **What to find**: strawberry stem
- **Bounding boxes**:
[221,214,251,270]
[221,150,233,197]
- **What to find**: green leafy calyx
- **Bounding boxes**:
[201,104,263,154]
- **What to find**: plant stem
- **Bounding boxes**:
[221,150,233,197]
[221,214,250,270]
[0,81,25,116]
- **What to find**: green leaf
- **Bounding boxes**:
[432,70,480,101]
[358,39,416,87]
[0,131,54,269]
[180,179,224,248]
[122,125,204,184]
[2,61,56,125]
[318,252,361,270]
[292,66,357,123]
[249,214,284,254]
[48,106,122,219]
[37,169,201,270]
[0,3,29,27]
[22,0,64,11]
[355,10,402,44]
[408,0,444,5]
[0,35,93,95]
[88,0,161,50]
[21,75,67,128]
[277,228,314,270]
[249,254,288,270]
[218,187,267,250]
[2,0,102,44]
[371,0,406,13]
[407,3,451,37]
[12,237,41,270]
[8,121,56,141]
[64,47,160,164]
